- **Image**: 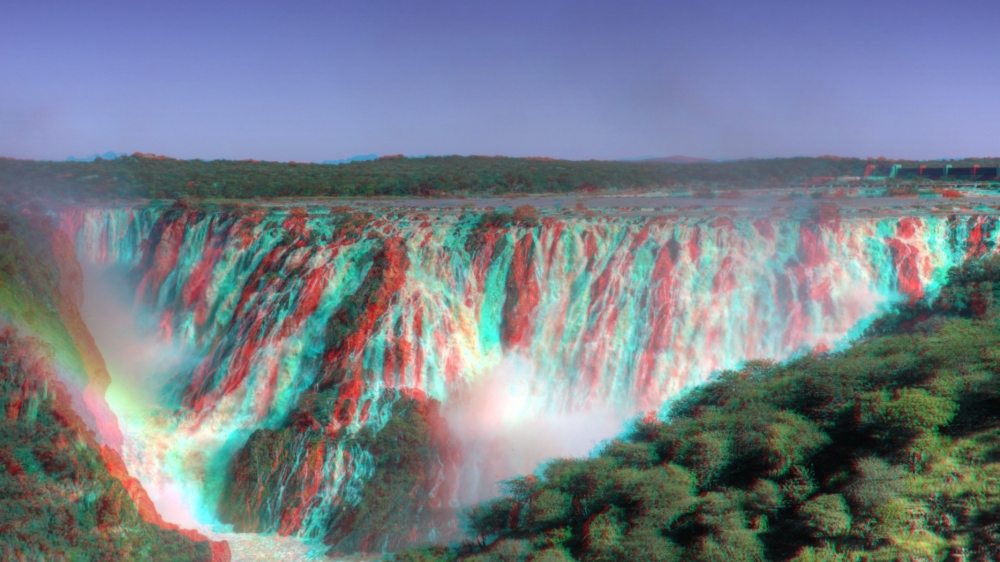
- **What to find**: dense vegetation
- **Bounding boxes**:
[8,154,1000,201]
[0,155,965,200]
[393,255,1000,561]
[0,210,215,561]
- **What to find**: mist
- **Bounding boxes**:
[79,262,202,406]
[78,260,209,527]
[444,354,637,504]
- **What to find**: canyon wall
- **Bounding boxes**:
[62,203,997,553]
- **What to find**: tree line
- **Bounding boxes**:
[0,155,902,200]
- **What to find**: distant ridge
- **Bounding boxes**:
[65,151,126,162]
[637,155,714,164]
[321,154,378,165]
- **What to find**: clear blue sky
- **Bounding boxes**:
[2,0,998,162]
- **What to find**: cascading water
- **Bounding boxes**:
[55,199,999,556]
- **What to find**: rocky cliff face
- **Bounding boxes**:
[220,388,459,553]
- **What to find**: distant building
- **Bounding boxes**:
[867,164,999,181]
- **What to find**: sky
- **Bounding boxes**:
[2,0,999,162]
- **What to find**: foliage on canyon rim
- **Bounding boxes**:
[0,155,961,200]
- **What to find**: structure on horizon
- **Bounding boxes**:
[864,163,1000,180]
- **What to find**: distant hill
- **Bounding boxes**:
[637,155,715,164]
[65,151,127,162]
[321,154,378,165]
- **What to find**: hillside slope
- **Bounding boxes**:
[0,210,226,561]
[396,255,1000,561]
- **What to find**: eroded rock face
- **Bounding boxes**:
[220,388,459,555]
[501,231,540,350]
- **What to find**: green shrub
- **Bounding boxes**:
[523,490,572,530]
[881,388,957,433]
[581,509,626,562]
[528,547,574,562]
[842,458,905,511]
[797,494,851,538]
[677,431,731,486]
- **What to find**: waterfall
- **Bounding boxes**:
[63,203,996,543]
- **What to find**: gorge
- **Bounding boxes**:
[3,192,998,559]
